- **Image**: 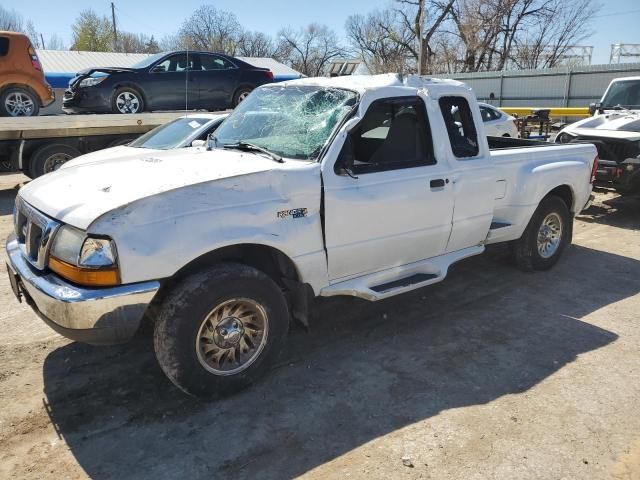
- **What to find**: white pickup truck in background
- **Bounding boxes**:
[556,76,640,194]
[6,74,597,397]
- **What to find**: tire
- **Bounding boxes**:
[153,262,290,398]
[232,87,253,107]
[512,195,572,272]
[0,87,40,117]
[112,87,144,114]
[29,144,81,178]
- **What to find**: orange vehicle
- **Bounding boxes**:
[0,31,55,117]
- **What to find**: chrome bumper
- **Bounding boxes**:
[5,236,160,345]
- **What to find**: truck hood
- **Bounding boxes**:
[565,111,640,140]
[59,146,163,169]
[19,148,277,230]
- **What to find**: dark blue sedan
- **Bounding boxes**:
[62,51,274,114]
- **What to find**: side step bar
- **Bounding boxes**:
[320,245,484,301]
[371,273,439,293]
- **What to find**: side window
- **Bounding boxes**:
[338,96,435,174]
[0,37,9,57]
[151,54,195,73]
[480,106,496,122]
[200,54,236,71]
[439,96,480,158]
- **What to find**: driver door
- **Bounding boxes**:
[322,96,454,281]
[145,53,197,110]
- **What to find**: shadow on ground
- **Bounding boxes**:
[0,185,19,216]
[40,241,639,479]
[579,188,640,229]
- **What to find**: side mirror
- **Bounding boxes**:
[336,135,357,178]
[191,139,206,148]
[589,103,597,116]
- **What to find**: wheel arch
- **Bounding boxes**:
[543,184,574,213]
[155,243,314,326]
[169,243,302,287]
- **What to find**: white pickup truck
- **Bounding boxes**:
[6,74,597,397]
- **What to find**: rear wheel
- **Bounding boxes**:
[512,195,572,271]
[153,263,289,398]
[112,87,144,114]
[29,144,81,178]
[232,87,253,107]
[0,87,39,117]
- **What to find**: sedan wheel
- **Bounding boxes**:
[114,90,143,114]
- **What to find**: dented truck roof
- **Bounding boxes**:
[278,73,469,95]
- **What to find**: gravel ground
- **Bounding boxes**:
[0,173,638,480]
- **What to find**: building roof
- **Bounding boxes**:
[36,50,302,87]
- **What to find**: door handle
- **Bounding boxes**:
[430,179,446,189]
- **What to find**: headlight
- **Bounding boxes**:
[48,225,120,286]
[79,76,108,88]
[555,132,574,144]
[79,237,117,267]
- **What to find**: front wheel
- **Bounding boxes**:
[153,263,289,398]
[112,87,144,114]
[512,195,572,271]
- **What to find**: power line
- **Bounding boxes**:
[592,8,640,19]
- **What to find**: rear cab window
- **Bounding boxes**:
[439,96,480,158]
[0,37,9,57]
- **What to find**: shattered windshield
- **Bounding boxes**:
[601,80,640,109]
[213,85,358,160]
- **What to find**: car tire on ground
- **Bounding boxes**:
[232,87,253,107]
[0,87,39,117]
[29,144,81,178]
[112,87,144,114]
[512,195,572,272]
[153,262,290,398]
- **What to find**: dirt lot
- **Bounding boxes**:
[0,173,638,480]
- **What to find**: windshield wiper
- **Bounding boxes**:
[223,141,284,163]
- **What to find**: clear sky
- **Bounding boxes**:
[5,0,640,64]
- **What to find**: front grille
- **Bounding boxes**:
[575,136,638,162]
[13,196,60,270]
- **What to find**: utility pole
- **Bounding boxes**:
[40,33,45,49]
[111,2,118,52]
[417,2,425,75]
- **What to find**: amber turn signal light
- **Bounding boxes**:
[49,256,120,287]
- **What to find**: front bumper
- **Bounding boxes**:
[5,236,159,345]
[62,87,111,114]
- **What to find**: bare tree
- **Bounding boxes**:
[510,0,599,68]
[46,34,67,51]
[0,6,23,31]
[178,5,242,54]
[237,31,277,58]
[0,6,41,48]
[346,10,415,73]
[277,24,344,76]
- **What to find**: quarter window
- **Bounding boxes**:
[439,96,480,158]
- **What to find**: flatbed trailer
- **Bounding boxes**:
[0,112,203,178]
